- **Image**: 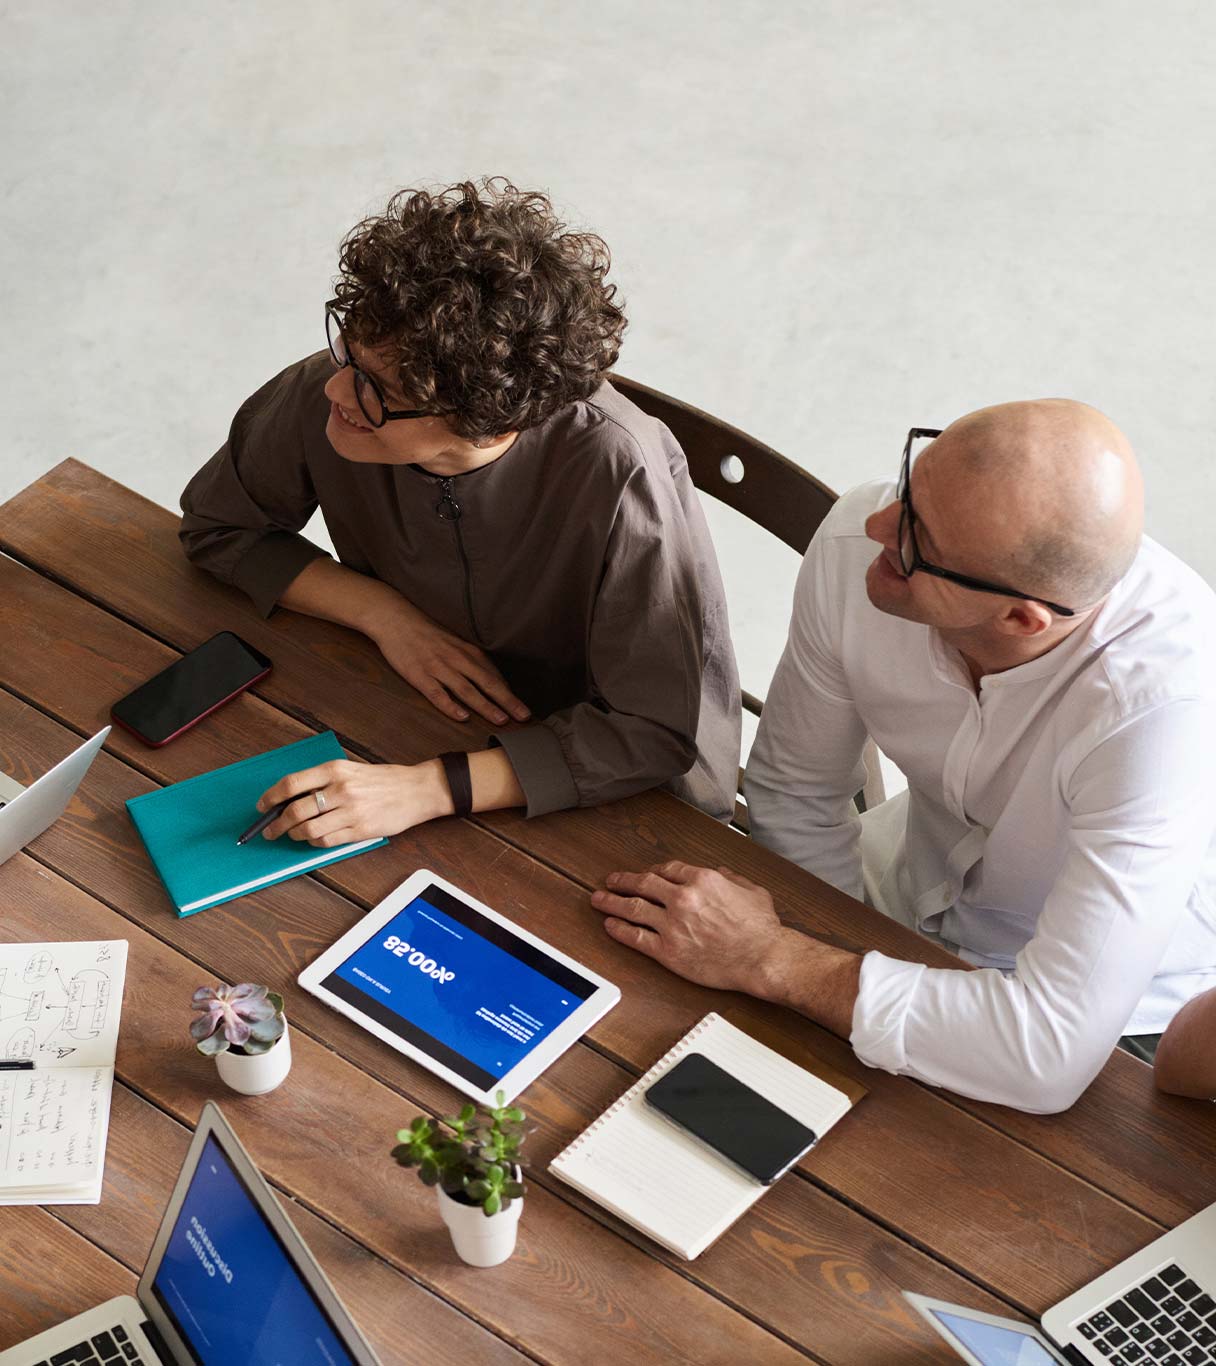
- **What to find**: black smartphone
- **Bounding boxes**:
[644,1052,817,1185]
[110,632,272,747]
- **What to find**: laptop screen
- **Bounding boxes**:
[150,1133,356,1365]
[927,1308,1062,1364]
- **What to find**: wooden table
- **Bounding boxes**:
[2,460,1215,1365]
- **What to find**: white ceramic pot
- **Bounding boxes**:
[214,1021,292,1095]
[436,1176,523,1267]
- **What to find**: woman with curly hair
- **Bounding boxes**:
[180,179,740,841]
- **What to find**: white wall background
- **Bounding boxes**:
[4,1,1214,739]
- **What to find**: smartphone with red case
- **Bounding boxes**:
[110,632,272,746]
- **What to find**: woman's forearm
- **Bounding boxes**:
[277,557,408,637]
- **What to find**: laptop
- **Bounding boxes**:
[0,1102,380,1366]
[0,728,110,865]
[906,1200,1216,1364]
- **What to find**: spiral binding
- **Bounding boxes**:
[554,1012,721,1159]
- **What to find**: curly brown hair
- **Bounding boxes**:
[332,178,627,442]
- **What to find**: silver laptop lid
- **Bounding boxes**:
[137,1102,380,1366]
[0,727,109,864]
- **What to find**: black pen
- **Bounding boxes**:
[0,1059,34,1071]
[236,790,321,846]
[236,798,293,846]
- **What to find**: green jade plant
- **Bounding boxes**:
[392,1093,527,1216]
[191,983,286,1056]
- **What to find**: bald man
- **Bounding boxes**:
[590,402,1216,1113]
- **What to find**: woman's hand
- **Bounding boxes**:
[372,597,531,726]
[256,759,454,846]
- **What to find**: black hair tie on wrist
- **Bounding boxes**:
[438,751,473,818]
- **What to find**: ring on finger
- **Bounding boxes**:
[314,789,328,815]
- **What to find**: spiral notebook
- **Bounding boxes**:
[549,1012,858,1260]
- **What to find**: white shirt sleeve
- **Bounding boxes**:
[850,697,1216,1112]
[745,523,868,902]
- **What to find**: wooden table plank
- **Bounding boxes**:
[2,854,809,1366]
[54,1084,533,1366]
[0,689,1024,1364]
[6,459,1214,1229]
[0,1208,137,1350]
[0,666,1166,1319]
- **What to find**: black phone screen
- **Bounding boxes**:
[111,632,272,745]
[644,1052,817,1185]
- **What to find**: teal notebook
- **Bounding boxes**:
[126,732,388,917]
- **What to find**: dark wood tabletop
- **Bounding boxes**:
[2,460,1215,1365]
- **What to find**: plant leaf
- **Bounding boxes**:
[196,1031,228,1057]
[247,1016,285,1044]
[482,1191,501,1217]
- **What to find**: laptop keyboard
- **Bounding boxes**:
[1076,1261,1216,1363]
[32,1324,146,1366]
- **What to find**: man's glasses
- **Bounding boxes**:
[325,301,435,427]
[897,427,1076,617]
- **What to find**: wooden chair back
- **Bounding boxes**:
[610,375,837,557]
[611,374,885,820]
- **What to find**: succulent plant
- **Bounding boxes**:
[391,1093,528,1217]
[191,983,286,1057]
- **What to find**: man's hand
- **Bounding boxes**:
[590,861,862,1037]
[371,596,531,726]
[590,862,786,994]
[256,758,454,845]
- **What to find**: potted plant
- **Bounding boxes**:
[391,1093,528,1267]
[191,983,291,1095]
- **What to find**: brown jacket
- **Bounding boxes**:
[180,354,741,819]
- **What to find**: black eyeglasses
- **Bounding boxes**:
[324,301,435,427]
[897,427,1076,617]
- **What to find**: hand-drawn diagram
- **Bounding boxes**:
[0,943,117,1062]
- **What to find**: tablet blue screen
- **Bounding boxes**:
[323,883,596,1091]
[929,1308,1061,1364]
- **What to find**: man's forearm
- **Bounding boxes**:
[755,928,862,1040]
[1154,986,1216,1099]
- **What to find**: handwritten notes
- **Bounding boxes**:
[0,940,127,1204]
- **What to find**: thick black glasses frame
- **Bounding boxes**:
[897,427,1076,617]
[325,301,434,427]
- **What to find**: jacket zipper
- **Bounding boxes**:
[436,477,484,645]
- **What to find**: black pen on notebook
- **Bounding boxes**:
[0,1059,34,1071]
[236,791,319,846]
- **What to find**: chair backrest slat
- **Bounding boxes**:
[610,375,838,554]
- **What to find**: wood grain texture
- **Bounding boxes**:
[0,854,808,1366]
[0,1208,137,1350]
[0,690,1025,1364]
[5,460,1215,1231]
[0,664,1166,1316]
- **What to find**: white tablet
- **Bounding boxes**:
[298,868,620,1104]
[902,1294,1068,1364]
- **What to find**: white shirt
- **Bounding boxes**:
[746,480,1216,1113]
